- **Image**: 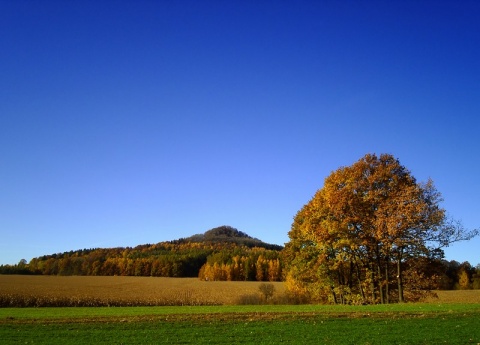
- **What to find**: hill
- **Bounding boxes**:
[179,225,283,250]
[1,226,284,281]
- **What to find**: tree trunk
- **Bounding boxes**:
[349,261,354,290]
[376,245,385,304]
[331,286,337,304]
[370,268,376,303]
[337,272,345,305]
[377,263,384,304]
[397,248,404,303]
[385,256,389,304]
[355,261,365,303]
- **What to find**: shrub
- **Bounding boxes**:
[259,283,275,301]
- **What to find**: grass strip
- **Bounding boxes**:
[2,303,480,320]
[1,308,480,345]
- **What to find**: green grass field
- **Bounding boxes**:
[2,304,480,344]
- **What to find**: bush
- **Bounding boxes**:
[259,283,275,301]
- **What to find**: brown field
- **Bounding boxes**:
[1,275,479,307]
[0,275,286,306]
[425,289,480,304]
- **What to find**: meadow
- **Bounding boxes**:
[1,275,480,344]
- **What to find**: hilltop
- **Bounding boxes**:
[178,225,283,250]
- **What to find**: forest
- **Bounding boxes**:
[0,226,284,282]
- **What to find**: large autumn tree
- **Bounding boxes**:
[284,153,477,304]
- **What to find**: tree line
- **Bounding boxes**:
[0,227,283,281]
[198,248,282,281]
[1,253,478,290]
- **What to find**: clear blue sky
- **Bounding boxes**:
[1,1,479,266]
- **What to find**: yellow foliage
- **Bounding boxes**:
[285,153,451,304]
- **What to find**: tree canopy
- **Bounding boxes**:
[283,153,478,304]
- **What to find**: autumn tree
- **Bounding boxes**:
[473,265,480,290]
[457,268,471,290]
[284,153,478,304]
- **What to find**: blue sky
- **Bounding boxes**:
[1,1,479,266]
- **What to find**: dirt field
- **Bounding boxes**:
[0,275,286,306]
[426,289,480,304]
[1,275,479,306]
